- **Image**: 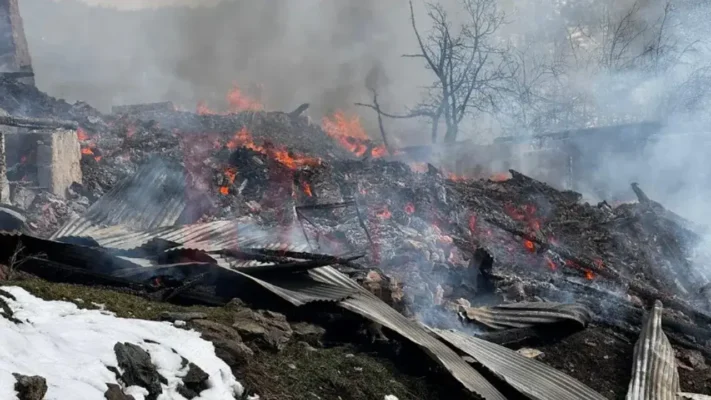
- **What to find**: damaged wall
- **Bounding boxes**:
[0,0,32,74]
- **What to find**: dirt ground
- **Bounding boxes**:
[536,326,711,399]
[2,277,709,399]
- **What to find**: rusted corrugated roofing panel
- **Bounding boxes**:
[52,158,186,239]
[462,301,592,330]
[626,301,679,400]
[434,328,607,400]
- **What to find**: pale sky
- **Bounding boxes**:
[77,0,222,10]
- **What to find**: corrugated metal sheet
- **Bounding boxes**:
[245,265,506,398]
[678,393,711,400]
[462,302,592,330]
[626,301,679,400]
[234,266,358,306]
[51,158,186,240]
[290,266,504,399]
[434,328,607,400]
[66,219,309,253]
[342,293,506,399]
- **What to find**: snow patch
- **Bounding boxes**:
[0,286,244,400]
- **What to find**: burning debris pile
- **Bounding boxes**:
[0,77,710,399]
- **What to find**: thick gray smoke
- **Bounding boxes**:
[17,1,711,226]
[19,0,428,131]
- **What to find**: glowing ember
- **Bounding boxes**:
[446,171,468,181]
[544,256,557,270]
[322,111,373,157]
[489,172,512,182]
[370,145,388,158]
[404,202,415,215]
[225,127,320,170]
[585,270,595,280]
[227,84,263,112]
[224,167,237,184]
[219,186,229,195]
[76,128,89,141]
[81,148,94,156]
[302,181,313,197]
[523,239,535,252]
[468,215,477,233]
[376,207,392,219]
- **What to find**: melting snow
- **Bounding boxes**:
[0,287,244,400]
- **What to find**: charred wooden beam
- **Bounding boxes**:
[112,102,176,115]
[288,103,309,118]
[0,115,78,130]
[0,130,7,203]
[0,71,33,79]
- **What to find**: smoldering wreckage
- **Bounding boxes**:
[0,61,706,400]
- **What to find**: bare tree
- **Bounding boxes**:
[503,0,711,132]
[358,0,514,144]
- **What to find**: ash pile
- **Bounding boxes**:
[0,76,710,399]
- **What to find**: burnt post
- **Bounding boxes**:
[0,130,8,203]
[0,0,32,84]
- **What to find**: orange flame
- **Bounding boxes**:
[322,111,385,157]
[227,84,263,112]
[523,239,535,252]
[81,148,94,156]
[585,270,595,280]
[544,256,557,270]
[489,172,512,182]
[404,202,415,215]
[302,181,313,197]
[446,171,468,181]
[196,101,215,115]
[77,127,89,141]
[226,127,320,170]
[219,186,229,195]
[224,167,237,184]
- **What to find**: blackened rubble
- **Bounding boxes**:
[0,77,710,398]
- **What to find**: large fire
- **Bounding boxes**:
[321,111,387,158]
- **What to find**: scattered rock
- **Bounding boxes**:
[104,383,136,400]
[677,349,708,371]
[113,342,163,400]
[190,319,243,343]
[291,322,325,346]
[159,311,207,322]
[176,361,210,399]
[232,309,292,351]
[189,319,253,367]
[12,373,47,400]
[516,348,544,359]
[0,293,21,323]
